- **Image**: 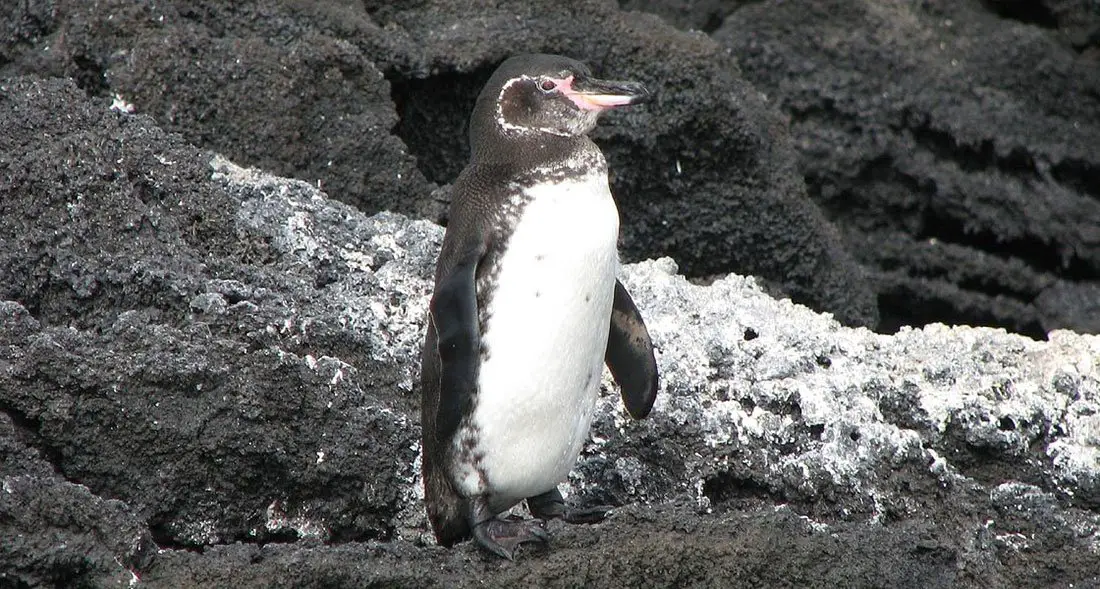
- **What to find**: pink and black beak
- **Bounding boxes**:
[557,74,653,112]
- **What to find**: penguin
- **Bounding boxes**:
[420,53,658,559]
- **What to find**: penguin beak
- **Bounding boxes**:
[560,75,652,111]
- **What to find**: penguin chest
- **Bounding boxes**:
[458,173,620,506]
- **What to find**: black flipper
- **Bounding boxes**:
[420,180,495,546]
[604,280,658,419]
[429,244,485,443]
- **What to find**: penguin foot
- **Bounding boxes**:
[472,517,550,560]
[527,488,613,524]
[562,505,613,524]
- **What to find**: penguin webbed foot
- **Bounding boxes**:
[472,517,550,560]
[527,488,613,525]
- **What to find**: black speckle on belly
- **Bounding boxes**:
[584,293,591,303]
[535,254,545,262]
[457,423,489,490]
[534,290,541,298]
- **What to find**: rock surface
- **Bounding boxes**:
[2,74,1099,588]
[713,0,1100,337]
[1,0,887,329]
[4,1,1100,335]
[5,1,1100,587]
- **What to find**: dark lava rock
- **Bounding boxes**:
[140,504,965,589]
[3,73,1100,589]
[619,0,752,34]
[0,0,879,329]
[0,75,425,554]
[5,1,1100,336]
[3,1,433,216]
[713,0,1100,337]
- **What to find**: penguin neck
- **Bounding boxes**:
[472,135,607,190]
[473,131,593,167]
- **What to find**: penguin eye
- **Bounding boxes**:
[538,79,557,93]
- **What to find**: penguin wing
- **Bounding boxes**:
[419,211,489,547]
[604,280,659,419]
[424,221,489,445]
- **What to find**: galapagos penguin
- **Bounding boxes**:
[420,53,658,559]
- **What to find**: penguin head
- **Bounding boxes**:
[470,54,651,158]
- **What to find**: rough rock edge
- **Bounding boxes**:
[0,106,1096,584]
[585,260,1100,506]
[122,154,1100,587]
[210,155,1100,533]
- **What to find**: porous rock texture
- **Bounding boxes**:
[2,1,1100,587]
[1,0,878,328]
[712,0,1100,337]
[2,74,1099,588]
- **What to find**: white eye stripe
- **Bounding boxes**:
[494,75,574,136]
[496,76,534,134]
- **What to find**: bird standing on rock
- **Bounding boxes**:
[420,53,658,559]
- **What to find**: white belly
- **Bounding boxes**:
[456,172,620,510]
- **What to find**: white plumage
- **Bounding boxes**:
[454,170,620,512]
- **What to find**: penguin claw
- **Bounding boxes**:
[561,504,613,525]
[472,518,550,560]
[526,488,613,524]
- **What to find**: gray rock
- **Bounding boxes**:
[5,0,1100,335]
[0,76,425,555]
[1,74,1098,588]
[0,0,879,329]
[714,0,1100,337]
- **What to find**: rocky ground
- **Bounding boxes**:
[2,1,1099,588]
